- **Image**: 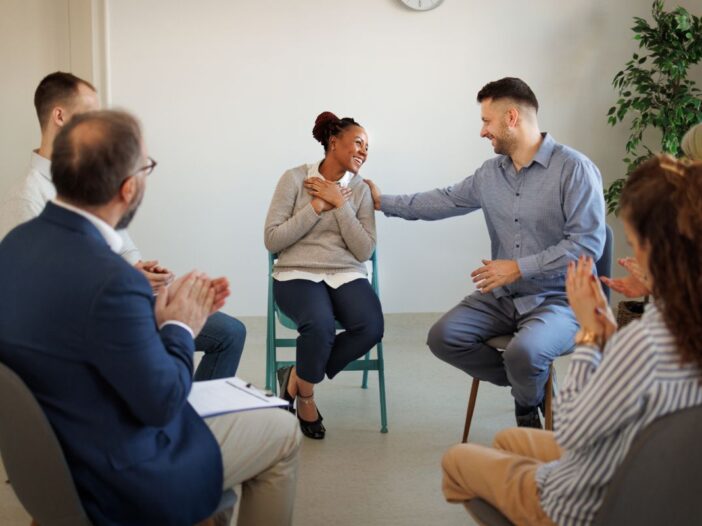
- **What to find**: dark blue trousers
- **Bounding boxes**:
[273,278,384,384]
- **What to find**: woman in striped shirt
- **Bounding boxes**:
[441,154,702,526]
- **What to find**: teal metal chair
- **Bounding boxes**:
[266,251,388,433]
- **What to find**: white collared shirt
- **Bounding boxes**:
[0,151,142,263]
[273,161,366,289]
[52,198,124,254]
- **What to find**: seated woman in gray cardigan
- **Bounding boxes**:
[264,111,383,439]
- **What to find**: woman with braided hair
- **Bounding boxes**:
[441,154,702,525]
[264,111,383,439]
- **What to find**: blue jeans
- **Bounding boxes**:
[193,312,246,381]
[427,291,578,408]
[273,278,384,384]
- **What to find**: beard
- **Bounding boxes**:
[491,122,518,156]
[116,183,144,230]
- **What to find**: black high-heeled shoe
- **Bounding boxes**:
[296,393,325,439]
[276,366,296,414]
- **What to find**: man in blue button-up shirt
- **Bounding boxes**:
[366,78,605,427]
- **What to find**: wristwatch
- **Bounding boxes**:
[575,329,603,349]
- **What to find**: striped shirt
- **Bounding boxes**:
[536,302,702,525]
[380,133,605,314]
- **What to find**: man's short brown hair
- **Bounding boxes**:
[34,72,96,130]
[476,77,539,113]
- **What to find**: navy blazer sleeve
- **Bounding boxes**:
[84,266,195,427]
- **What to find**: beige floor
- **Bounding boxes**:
[0,313,571,526]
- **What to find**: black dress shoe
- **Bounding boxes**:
[276,366,296,414]
[297,394,325,439]
[516,410,542,429]
[515,400,543,429]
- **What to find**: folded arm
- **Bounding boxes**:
[264,171,321,254]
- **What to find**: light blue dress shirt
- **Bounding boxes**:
[381,133,606,314]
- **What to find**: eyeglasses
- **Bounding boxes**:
[136,157,158,176]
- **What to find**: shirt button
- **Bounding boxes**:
[516,244,520,248]
[514,219,518,222]
[516,193,520,196]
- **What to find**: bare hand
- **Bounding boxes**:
[364,179,381,210]
[304,178,345,208]
[470,259,521,293]
[566,256,617,345]
[210,277,231,314]
[155,271,214,336]
[600,257,651,298]
[135,259,174,295]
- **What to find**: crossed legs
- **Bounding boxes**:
[442,428,561,526]
[273,278,383,427]
[427,292,577,410]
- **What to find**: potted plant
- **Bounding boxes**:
[605,0,702,325]
[606,0,702,214]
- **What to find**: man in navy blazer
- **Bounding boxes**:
[0,110,300,525]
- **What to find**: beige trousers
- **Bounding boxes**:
[206,408,301,526]
[442,428,560,526]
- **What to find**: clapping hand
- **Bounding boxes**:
[135,259,175,294]
[566,256,617,347]
[210,277,231,314]
[600,257,651,298]
[155,271,215,336]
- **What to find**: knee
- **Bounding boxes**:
[503,344,540,377]
[427,318,452,359]
[299,315,336,341]
[358,313,384,345]
[492,428,513,450]
[220,315,246,346]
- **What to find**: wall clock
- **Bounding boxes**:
[400,0,444,11]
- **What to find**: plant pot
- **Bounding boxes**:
[616,300,645,328]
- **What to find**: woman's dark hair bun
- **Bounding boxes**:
[312,111,340,144]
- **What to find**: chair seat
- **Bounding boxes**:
[466,499,514,526]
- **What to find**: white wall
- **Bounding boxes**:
[2,0,701,315]
[0,0,70,195]
[0,0,106,195]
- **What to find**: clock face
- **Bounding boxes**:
[400,0,444,11]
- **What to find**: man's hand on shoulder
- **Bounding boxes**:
[135,259,174,295]
[471,259,521,294]
[364,179,382,211]
[154,271,215,336]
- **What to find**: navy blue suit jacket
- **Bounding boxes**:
[0,203,222,525]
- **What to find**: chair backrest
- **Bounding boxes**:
[593,404,702,525]
[0,362,91,526]
[596,224,614,301]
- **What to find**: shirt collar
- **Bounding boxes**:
[307,160,353,187]
[52,199,124,254]
[30,150,52,182]
[531,133,555,168]
[499,132,555,170]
